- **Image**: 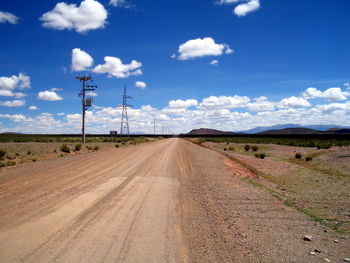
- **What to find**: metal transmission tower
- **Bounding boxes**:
[120,86,133,136]
[76,75,98,143]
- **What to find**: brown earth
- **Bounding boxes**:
[0,138,349,262]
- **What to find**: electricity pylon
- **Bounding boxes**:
[120,86,132,136]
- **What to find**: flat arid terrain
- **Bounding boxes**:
[0,138,349,262]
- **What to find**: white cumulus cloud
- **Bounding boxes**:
[93,56,142,78]
[40,0,108,33]
[71,48,94,71]
[0,10,19,24]
[174,37,234,60]
[37,91,63,101]
[199,95,250,109]
[168,99,198,109]
[29,106,39,110]
[234,0,260,17]
[0,73,31,90]
[279,96,311,108]
[0,99,25,107]
[135,81,147,89]
[302,87,347,101]
[247,96,275,112]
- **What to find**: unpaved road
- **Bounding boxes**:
[0,138,349,263]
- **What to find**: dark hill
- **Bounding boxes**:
[188,128,235,135]
[259,128,320,135]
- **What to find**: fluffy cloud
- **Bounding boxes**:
[37,91,63,101]
[29,106,39,110]
[135,81,147,89]
[0,11,19,24]
[199,95,250,109]
[71,48,94,71]
[0,99,25,107]
[93,56,142,78]
[302,87,347,101]
[0,114,27,122]
[313,103,348,113]
[279,96,311,108]
[168,99,198,109]
[0,73,31,90]
[247,96,275,112]
[40,0,108,33]
[234,0,260,17]
[174,37,234,60]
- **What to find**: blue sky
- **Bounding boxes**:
[0,0,349,134]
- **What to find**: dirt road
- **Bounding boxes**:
[0,138,349,262]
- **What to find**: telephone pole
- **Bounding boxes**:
[76,75,97,143]
[120,86,132,136]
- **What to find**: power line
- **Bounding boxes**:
[120,86,133,136]
[76,74,98,143]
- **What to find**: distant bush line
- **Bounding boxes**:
[196,136,350,148]
[0,134,148,144]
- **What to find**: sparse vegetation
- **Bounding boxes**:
[306,156,313,162]
[195,136,350,148]
[115,144,120,148]
[60,144,70,153]
[93,146,99,151]
[74,144,82,151]
[0,162,5,167]
[0,149,7,158]
[244,144,250,151]
[259,153,266,159]
[252,145,259,151]
[295,153,302,159]
[228,146,235,151]
[6,161,16,166]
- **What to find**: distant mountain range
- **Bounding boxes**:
[186,124,350,135]
[239,124,350,134]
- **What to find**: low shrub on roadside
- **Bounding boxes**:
[0,149,6,158]
[6,160,16,166]
[228,146,235,151]
[74,144,82,151]
[244,145,250,151]
[60,144,70,153]
[93,146,99,151]
[295,153,302,159]
[252,145,259,152]
[223,148,227,151]
[255,153,266,159]
[32,158,37,162]
[6,155,15,160]
[0,162,5,167]
[259,153,266,159]
[306,157,313,162]
[115,144,120,148]
[27,150,31,155]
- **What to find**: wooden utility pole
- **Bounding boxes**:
[76,75,97,143]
